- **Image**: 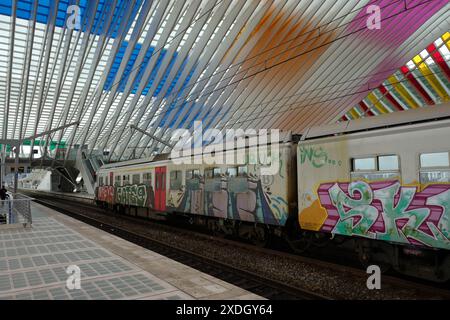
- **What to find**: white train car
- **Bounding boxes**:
[96,141,297,244]
[297,106,450,281]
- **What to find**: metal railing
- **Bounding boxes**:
[0,193,33,227]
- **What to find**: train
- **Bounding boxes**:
[95,106,450,282]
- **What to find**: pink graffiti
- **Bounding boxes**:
[318,181,450,248]
[98,185,115,204]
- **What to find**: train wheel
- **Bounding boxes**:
[311,232,331,248]
[251,225,269,248]
[356,241,392,273]
[193,216,207,227]
[238,224,268,247]
[207,219,224,237]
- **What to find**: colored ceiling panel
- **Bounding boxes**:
[387,75,420,109]
[427,43,450,81]
[343,32,450,120]
[0,0,448,162]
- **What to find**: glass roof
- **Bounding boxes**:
[0,0,448,162]
[341,32,450,121]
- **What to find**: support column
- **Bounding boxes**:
[0,145,5,188]
[13,144,19,194]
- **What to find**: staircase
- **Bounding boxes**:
[74,149,100,195]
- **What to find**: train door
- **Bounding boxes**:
[155,166,167,211]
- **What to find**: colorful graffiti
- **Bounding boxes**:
[299,146,342,168]
[116,184,154,208]
[317,181,450,249]
[172,173,288,226]
[97,186,115,204]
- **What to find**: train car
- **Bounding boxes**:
[95,106,450,282]
[96,154,171,216]
[296,107,450,282]
[96,141,297,245]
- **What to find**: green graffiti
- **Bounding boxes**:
[117,184,148,206]
[426,189,450,240]
[323,181,450,249]
[373,183,449,247]
[329,181,378,238]
[270,196,289,224]
[300,146,341,168]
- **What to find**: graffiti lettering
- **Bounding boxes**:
[300,146,341,168]
[319,181,450,249]
[97,186,114,204]
[175,174,288,226]
[328,182,378,238]
[117,184,148,207]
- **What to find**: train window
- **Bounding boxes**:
[420,152,450,183]
[351,155,400,181]
[351,171,400,181]
[122,175,130,185]
[193,169,200,178]
[204,168,221,179]
[378,155,399,171]
[353,157,376,171]
[213,168,221,177]
[238,166,248,176]
[170,170,182,190]
[186,169,200,180]
[132,174,140,185]
[226,167,237,177]
[204,168,213,179]
[420,152,450,168]
[420,171,450,183]
[143,173,152,186]
[115,175,121,187]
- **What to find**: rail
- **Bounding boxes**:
[0,193,33,227]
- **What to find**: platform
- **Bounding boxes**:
[19,189,94,204]
[0,202,263,300]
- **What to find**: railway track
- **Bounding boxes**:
[32,197,329,300]
[28,192,450,299]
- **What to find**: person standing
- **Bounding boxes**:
[0,185,7,201]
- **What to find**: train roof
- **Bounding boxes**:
[302,103,450,140]
[99,153,171,170]
[99,134,294,171]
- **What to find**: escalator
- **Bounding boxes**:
[74,150,97,195]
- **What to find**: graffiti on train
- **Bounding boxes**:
[97,186,115,203]
[318,181,450,249]
[172,174,288,226]
[299,146,342,168]
[116,184,154,207]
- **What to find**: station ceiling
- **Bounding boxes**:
[342,32,450,121]
[0,0,449,161]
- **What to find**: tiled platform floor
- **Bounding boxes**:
[0,202,263,300]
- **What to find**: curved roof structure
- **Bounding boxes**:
[342,32,450,120]
[0,0,449,161]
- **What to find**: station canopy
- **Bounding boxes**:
[0,0,448,161]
